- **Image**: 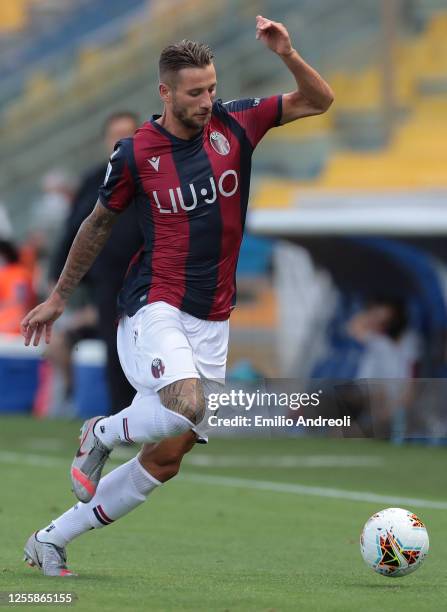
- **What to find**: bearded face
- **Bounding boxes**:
[160,63,217,134]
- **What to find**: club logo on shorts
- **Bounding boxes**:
[151,358,165,379]
[210,131,230,155]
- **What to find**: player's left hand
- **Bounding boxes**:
[255,15,293,57]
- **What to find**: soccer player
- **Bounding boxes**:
[21,15,333,576]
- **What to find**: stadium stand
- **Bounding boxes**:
[255,8,447,198]
[0,0,28,33]
[0,0,382,232]
[0,0,147,111]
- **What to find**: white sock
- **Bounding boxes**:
[36,522,68,548]
[93,393,193,449]
[37,457,161,546]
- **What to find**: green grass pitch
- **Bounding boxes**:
[0,416,446,611]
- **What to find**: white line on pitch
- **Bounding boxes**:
[182,454,384,468]
[180,473,447,510]
[111,448,385,468]
[1,450,445,510]
[21,444,381,468]
[0,450,67,468]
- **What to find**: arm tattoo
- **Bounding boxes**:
[54,202,118,301]
[159,378,206,425]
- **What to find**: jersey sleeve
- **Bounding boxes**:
[98,138,136,213]
[223,95,282,148]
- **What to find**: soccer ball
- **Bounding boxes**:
[360,507,429,577]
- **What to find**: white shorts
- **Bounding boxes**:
[117,301,229,396]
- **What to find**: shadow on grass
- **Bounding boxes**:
[346,581,444,591]
[9,568,120,584]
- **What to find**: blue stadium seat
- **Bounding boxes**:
[0,0,147,99]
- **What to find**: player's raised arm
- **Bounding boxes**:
[256,15,334,124]
[21,202,118,347]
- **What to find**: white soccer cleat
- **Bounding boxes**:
[70,416,111,503]
[23,532,76,577]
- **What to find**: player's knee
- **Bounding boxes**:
[139,449,182,482]
[140,433,195,465]
[159,378,206,425]
[140,456,180,481]
[139,458,176,482]
[140,446,179,467]
[139,432,196,482]
[160,464,179,482]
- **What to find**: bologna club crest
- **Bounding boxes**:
[151,358,165,379]
[210,131,230,155]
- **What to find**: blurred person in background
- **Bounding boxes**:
[47,111,142,414]
[310,296,416,438]
[30,170,76,248]
[347,296,417,439]
[25,169,76,300]
[347,296,415,379]
[0,239,34,335]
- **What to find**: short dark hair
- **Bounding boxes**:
[102,111,139,136]
[159,39,214,82]
[366,295,408,340]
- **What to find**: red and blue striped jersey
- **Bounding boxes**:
[98,95,282,320]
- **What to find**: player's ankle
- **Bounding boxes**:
[93,417,117,450]
[37,523,68,548]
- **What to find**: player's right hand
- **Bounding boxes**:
[21,294,66,347]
